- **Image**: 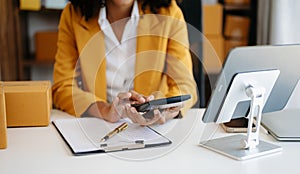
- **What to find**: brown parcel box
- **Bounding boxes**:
[203,4,223,35]
[19,0,41,11]
[203,35,225,73]
[0,82,7,149]
[4,81,52,127]
[224,15,250,40]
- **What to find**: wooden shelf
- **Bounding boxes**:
[0,1,62,80]
[16,5,61,80]
[19,5,63,12]
[219,0,257,45]
[224,4,251,11]
[21,60,54,66]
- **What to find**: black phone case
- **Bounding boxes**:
[131,95,191,113]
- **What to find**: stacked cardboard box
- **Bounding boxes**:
[224,0,250,4]
[0,82,7,149]
[19,0,41,11]
[0,81,52,149]
[203,3,224,73]
[20,0,68,10]
[4,81,52,127]
[223,0,251,56]
[224,15,250,56]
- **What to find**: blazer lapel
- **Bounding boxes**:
[79,15,100,36]
[135,9,168,95]
[78,16,107,101]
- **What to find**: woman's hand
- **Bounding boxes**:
[86,90,182,125]
[127,90,154,104]
[86,97,124,123]
[125,103,183,126]
[86,90,152,122]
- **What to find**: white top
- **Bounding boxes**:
[98,0,139,103]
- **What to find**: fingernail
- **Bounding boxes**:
[154,109,159,115]
[131,107,136,113]
[140,97,145,102]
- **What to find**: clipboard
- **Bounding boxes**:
[52,117,171,155]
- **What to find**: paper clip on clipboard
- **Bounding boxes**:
[100,140,145,152]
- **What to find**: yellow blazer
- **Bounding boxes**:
[52,1,198,117]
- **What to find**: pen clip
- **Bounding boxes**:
[100,122,128,142]
[116,122,128,132]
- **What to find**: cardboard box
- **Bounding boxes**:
[35,31,58,62]
[224,15,250,39]
[20,0,41,11]
[4,81,52,127]
[203,35,224,73]
[203,4,223,35]
[225,0,250,5]
[224,39,248,57]
[0,82,7,149]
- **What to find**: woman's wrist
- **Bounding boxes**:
[87,101,121,123]
[87,102,108,118]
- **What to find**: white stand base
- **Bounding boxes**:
[200,134,282,160]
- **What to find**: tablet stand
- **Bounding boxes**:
[242,85,264,149]
[200,70,282,160]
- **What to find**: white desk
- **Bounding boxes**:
[0,109,299,174]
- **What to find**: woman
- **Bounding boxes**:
[52,0,197,125]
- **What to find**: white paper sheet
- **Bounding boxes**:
[53,117,171,154]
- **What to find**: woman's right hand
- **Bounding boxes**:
[86,91,150,122]
[86,101,121,123]
[86,92,129,122]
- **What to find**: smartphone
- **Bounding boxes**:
[131,94,191,119]
[131,95,191,112]
[221,117,256,133]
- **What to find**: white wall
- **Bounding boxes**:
[269,0,300,44]
[258,0,300,109]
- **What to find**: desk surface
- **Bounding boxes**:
[0,109,299,174]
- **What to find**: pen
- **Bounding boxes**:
[100,122,128,142]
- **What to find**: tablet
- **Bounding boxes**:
[132,94,191,112]
[202,45,300,123]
